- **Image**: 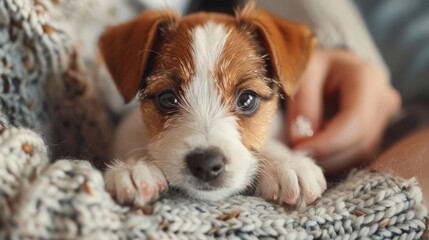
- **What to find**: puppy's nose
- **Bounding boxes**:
[186,147,225,181]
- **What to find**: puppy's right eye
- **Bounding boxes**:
[236,90,260,116]
[156,90,179,114]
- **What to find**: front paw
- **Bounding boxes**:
[255,153,327,208]
[104,159,167,207]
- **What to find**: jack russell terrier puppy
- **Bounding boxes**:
[99,4,327,208]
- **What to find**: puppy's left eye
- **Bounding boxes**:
[156,90,179,114]
[236,91,260,115]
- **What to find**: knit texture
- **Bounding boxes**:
[0,0,428,239]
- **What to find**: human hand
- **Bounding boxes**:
[287,49,401,176]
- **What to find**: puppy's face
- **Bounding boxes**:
[100,7,315,200]
[141,18,278,200]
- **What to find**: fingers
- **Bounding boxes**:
[316,87,400,176]
[293,65,399,171]
[292,66,365,158]
[294,107,362,158]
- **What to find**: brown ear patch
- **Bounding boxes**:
[236,6,316,97]
[98,10,179,102]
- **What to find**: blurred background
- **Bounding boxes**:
[355,0,429,104]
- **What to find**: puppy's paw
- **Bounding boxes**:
[104,159,167,207]
[255,153,326,208]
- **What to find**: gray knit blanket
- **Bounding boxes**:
[0,0,428,239]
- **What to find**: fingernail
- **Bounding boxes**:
[291,115,314,139]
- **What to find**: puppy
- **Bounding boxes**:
[99,5,327,208]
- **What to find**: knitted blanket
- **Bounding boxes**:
[0,0,427,239]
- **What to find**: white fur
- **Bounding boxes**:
[104,21,326,206]
[104,156,167,207]
[255,139,327,208]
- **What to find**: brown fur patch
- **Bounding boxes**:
[139,100,165,139]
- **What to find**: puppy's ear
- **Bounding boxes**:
[237,7,316,97]
[99,10,179,102]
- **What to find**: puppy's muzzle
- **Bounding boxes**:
[186,147,226,181]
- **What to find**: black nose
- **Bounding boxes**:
[185,147,226,181]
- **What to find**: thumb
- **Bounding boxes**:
[287,73,324,145]
[287,50,330,145]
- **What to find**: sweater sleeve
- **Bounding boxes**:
[256,0,390,80]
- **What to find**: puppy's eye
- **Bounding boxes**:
[156,90,179,114]
[236,91,260,115]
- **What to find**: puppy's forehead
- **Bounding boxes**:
[149,13,265,94]
[148,15,231,86]
[186,15,234,86]
[175,13,240,80]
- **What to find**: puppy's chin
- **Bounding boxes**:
[181,186,242,201]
